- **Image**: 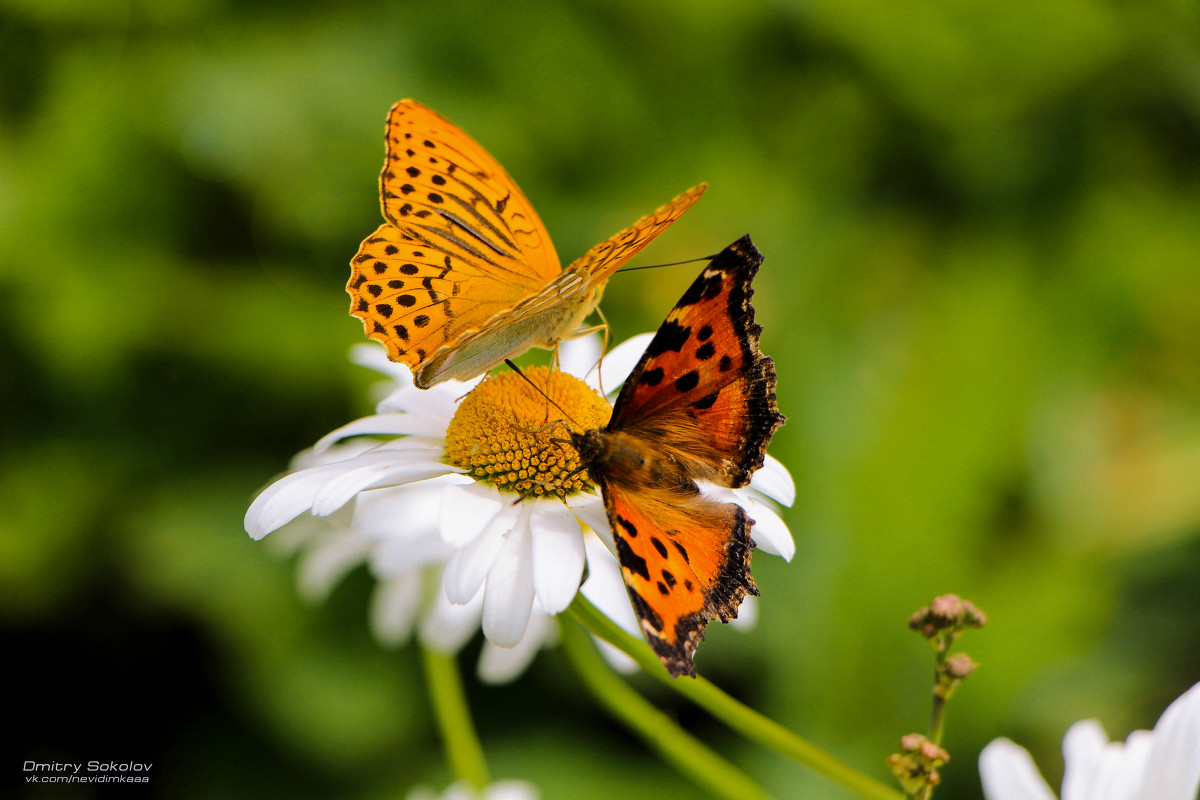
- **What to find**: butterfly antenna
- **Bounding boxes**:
[503,359,584,432]
[613,254,719,274]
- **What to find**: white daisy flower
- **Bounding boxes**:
[245,332,795,680]
[407,779,538,800]
[979,681,1200,800]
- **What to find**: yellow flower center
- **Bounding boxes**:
[444,367,611,497]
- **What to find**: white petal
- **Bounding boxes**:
[580,537,641,673]
[586,332,655,395]
[558,333,603,379]
[419,584,483,653]
[353,478,462,543]
[529,503,586,614]
[350,342,412,383]
[1135,681,1200,800]
[1114,732,1155,800]
[979,738,1059,800]
[265,513,328,557]
[442,503,516,604]
[738,492,794,561]
[312,413,434,453]
[291,439,378,470]
[565,491,614,552]
[440,483,505,546]
[311,458,459,517]
[477,609,557,685]
[1062,720,1112,800]
[295,530,373,602]
[245,461,364,539]
[751,454,795,506]
[373,534,452,577]
[481,506,536,647]
[370,573,423,647]
[378,377,474,420]
[581,536,639,636]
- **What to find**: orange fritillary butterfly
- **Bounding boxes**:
[571,235,784,677]
[348,100,706,388]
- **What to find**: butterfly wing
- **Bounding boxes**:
[611,234,784,487]
[412,184,709,387]
[598,235,785,677]
[378,100,560,283]
[348,100,561,384]
[567,184,706,286]
[350,100,705,388]
[601,482,756,678]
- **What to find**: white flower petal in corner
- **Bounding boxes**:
[980,681,1200,800]
[979,739,1058,800]
[1137,681,1200,800]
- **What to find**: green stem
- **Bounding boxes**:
[560,616,772,800]
[569,596,904,800]
[929,681,947,746]
[421,643,490,790]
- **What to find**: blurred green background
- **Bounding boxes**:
[4,0,1199,797]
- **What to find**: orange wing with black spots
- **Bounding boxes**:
[348,99,706,388]
[573,235,784,677]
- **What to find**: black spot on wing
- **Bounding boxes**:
[616,536,650,581]
[629,590,664,632]
[617,516,639,538]
[674,371,699,393]
[672,541,690,563]
[645,320,691,357]
[639,367,664,386]
[651,537,669,559]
